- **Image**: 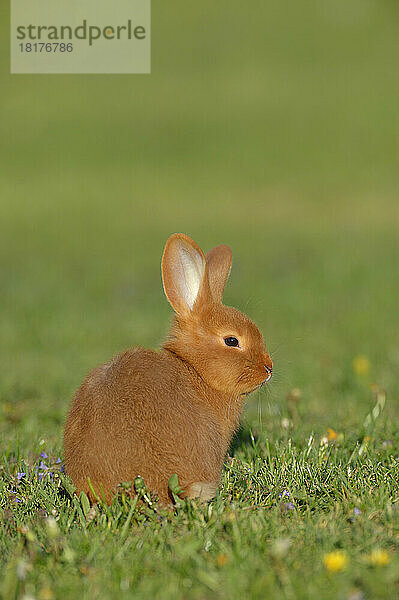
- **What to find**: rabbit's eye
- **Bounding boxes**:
[224,336,239,347]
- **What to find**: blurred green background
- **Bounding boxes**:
[0,0,398,451]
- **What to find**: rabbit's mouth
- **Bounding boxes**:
[242,376,271,396]
[241,367,273,396]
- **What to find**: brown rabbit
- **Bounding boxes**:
[64,234,273,504]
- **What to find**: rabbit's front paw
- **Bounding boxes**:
[186,481,218,502]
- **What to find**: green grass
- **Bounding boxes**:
[1,0,399,598]
[1,396,398,600]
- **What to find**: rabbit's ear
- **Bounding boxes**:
[206,244,232,303]
[162,234,211,317]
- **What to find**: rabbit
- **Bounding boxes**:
[64,233,273,504]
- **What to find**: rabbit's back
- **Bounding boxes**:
[64,348,225,503]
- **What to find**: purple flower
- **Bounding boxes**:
[39,469,54,481]
[37,461,50,480]
[353,507,362,516]
[9,488,21,502]
[279,490,290,499]
[56,458,62,464]
[40,451,49,459]
[17,472,26,480]
[280,501,295,513]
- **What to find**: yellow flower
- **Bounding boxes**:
[327,428,338,441]
[368,549,390,567]
[353,355,370,376]
[216,553,228,567]
[39,587,55,600]
[323,551,348,572]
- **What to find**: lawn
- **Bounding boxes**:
[1,1,399,598]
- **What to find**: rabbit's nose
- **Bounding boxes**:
[264,363,273,382]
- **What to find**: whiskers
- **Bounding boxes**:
[252,376,282,429]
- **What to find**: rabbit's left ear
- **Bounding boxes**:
[162,233,212,317]
[206,244,232,303]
